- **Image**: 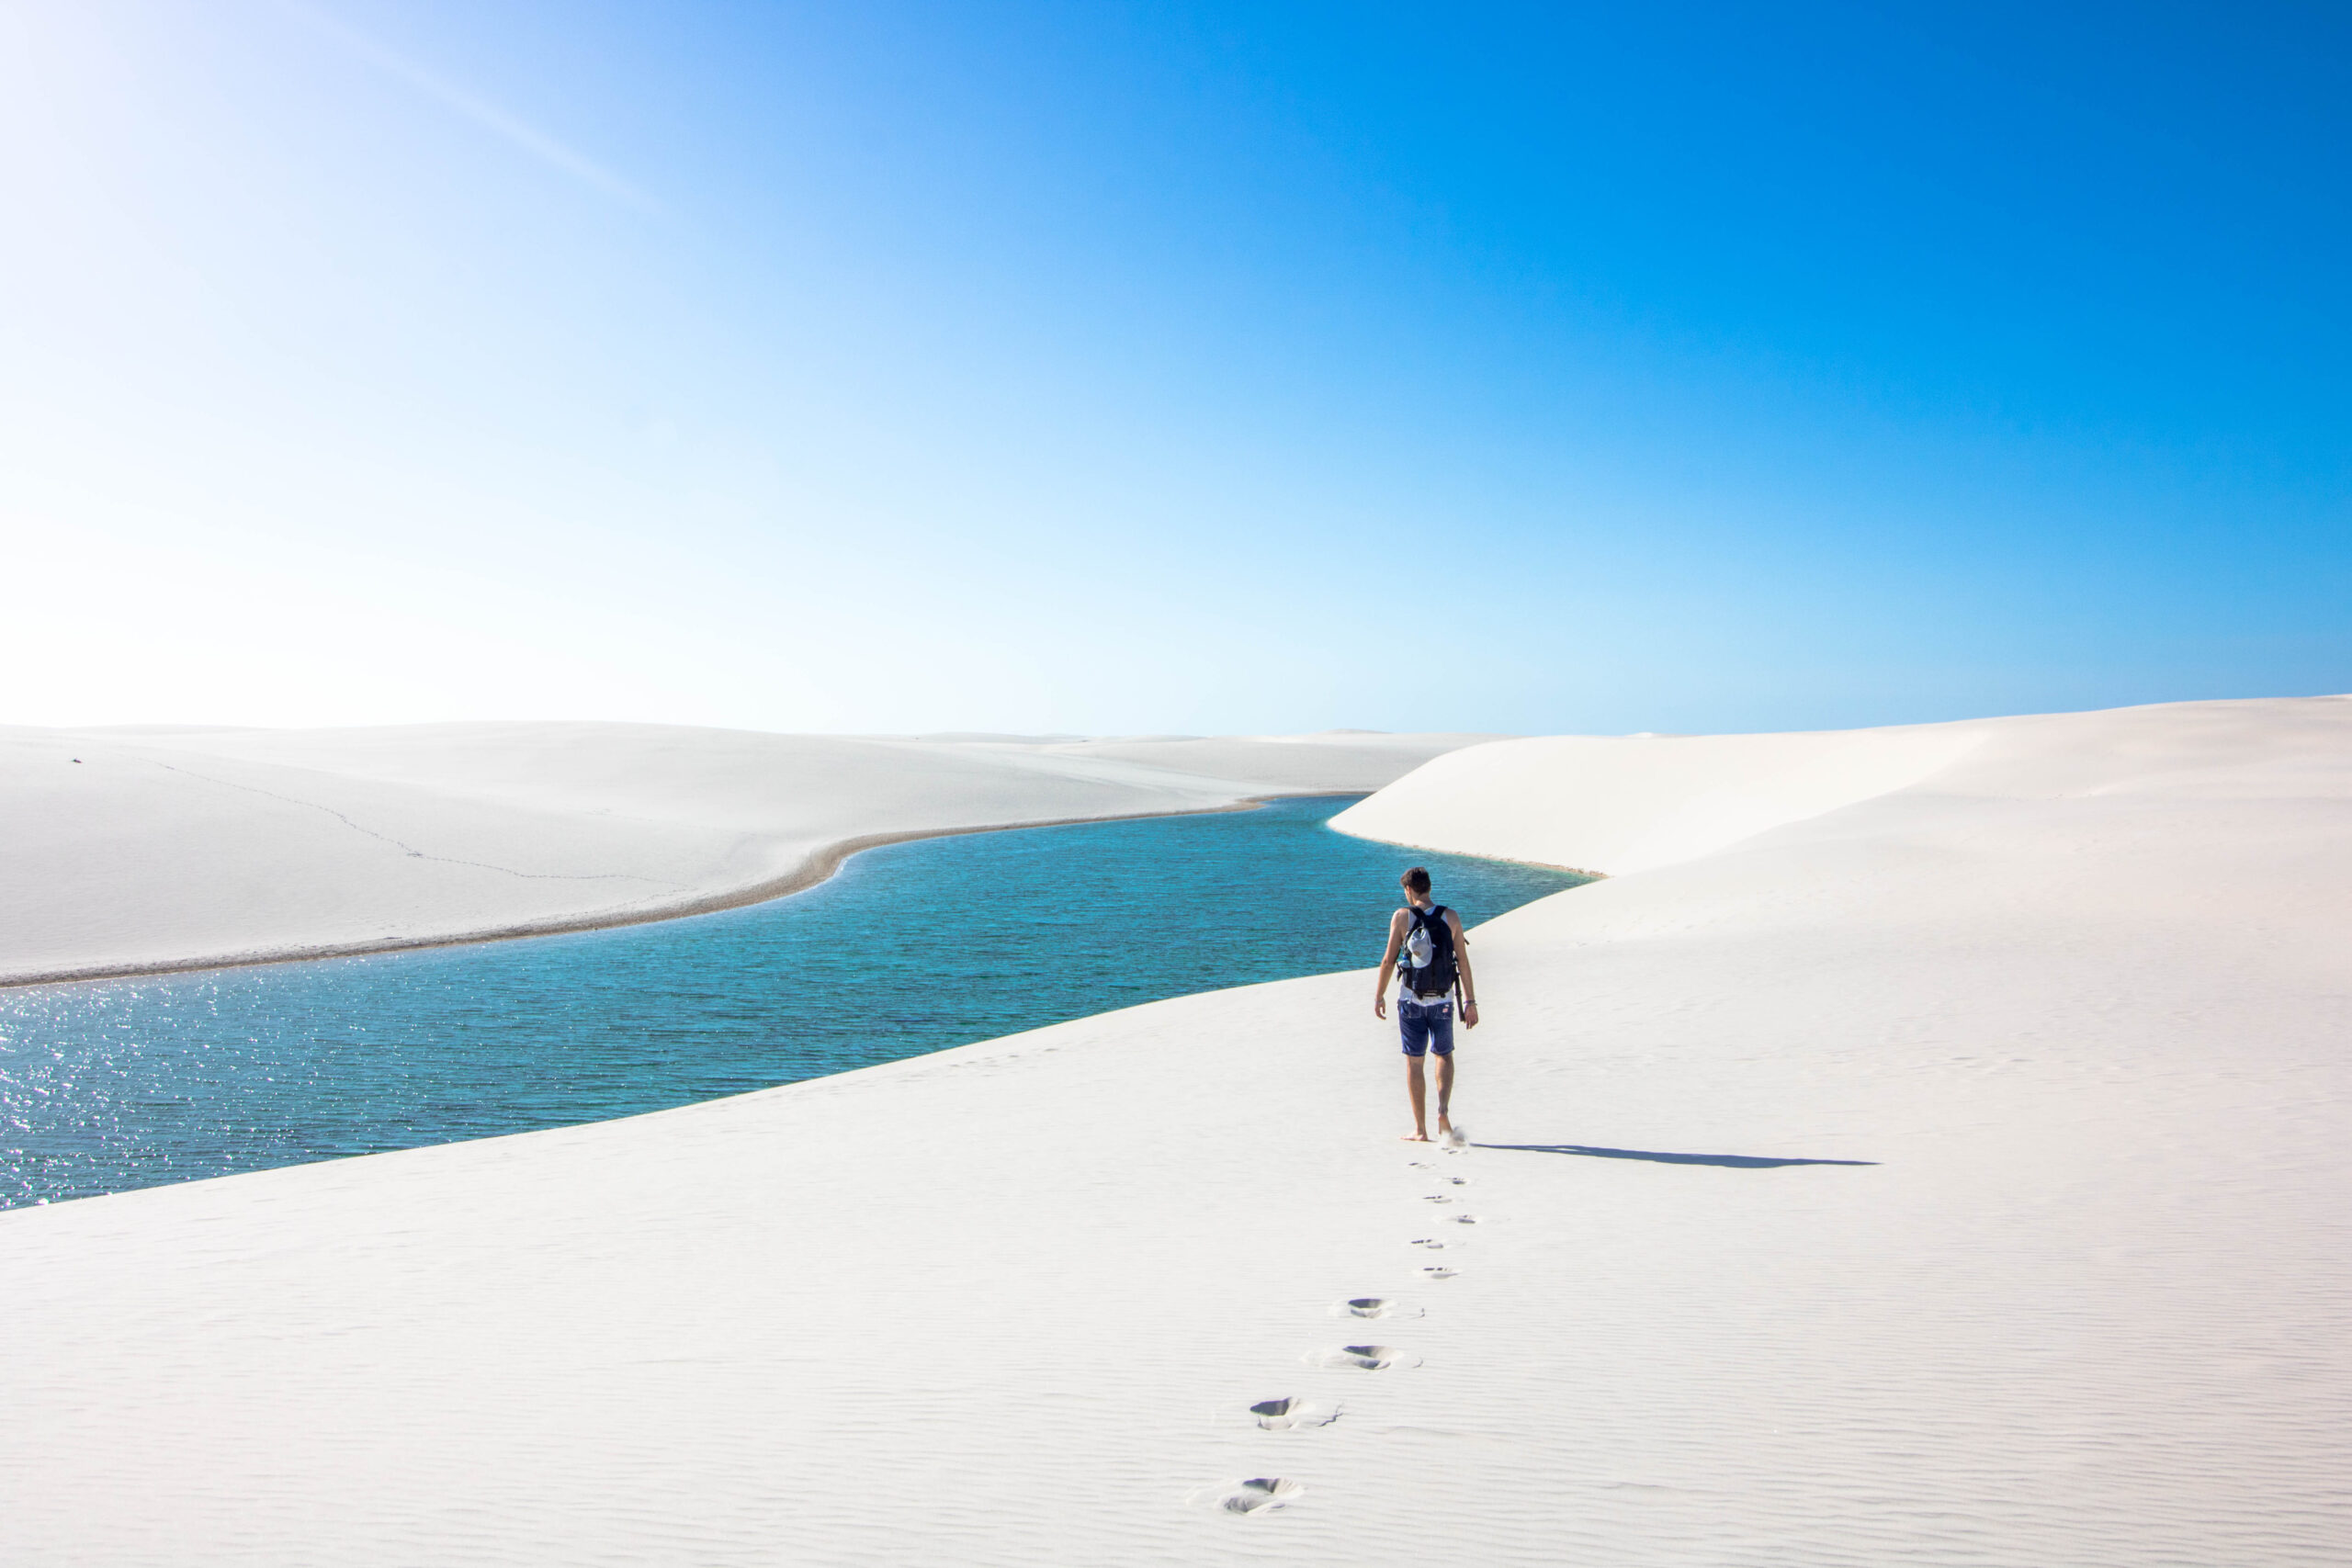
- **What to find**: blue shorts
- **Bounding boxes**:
[1398,997,1455,1057]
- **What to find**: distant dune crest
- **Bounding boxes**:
[0,724,1502,986]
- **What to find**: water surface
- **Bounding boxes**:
[0,795,1587,1206]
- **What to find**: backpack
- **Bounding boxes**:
[1399,904,1458,1000]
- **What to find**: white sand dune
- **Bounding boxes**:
[3,695,2347,1563]
[0,723,1496,985]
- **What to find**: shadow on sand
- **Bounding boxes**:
[1476,1143,1877,1169]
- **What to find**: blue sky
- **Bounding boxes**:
[2,1,2345,734]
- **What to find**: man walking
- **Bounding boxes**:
[1374,866,1479,1143]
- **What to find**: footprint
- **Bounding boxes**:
[1408,1237,1446,1250]
[1445,1176,1468,1186]
[1193,1477,1306,1516]
[1249,1396,1338,1431]
[1331,1297,1422,1320]
[1423,1194,1453,1204]
[1306,1344,1416,1371]
[1451,1214,1480,1224]
[1419,1266,1458,1280]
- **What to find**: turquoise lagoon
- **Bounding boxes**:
[0,795,1588,1207]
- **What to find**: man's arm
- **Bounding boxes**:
[1446,908,1480,1027]
[1373,908,1408,1019]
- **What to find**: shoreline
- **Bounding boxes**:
[2,792,1346,993]
[1322,825,1609,882]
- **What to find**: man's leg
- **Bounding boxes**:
[1429,1003,1457,1136]
[1403,1054,1429,1141]
[1398,1001,1433,1141]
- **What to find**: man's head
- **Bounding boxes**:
[1400,866,1431,902]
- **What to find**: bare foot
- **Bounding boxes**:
[1399,1132,1431,1142]
[1436,1116,1453,1137]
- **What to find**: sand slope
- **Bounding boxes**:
[2,696,2346,1563]
[1329,717,1992,873]
[0,724,1498,984]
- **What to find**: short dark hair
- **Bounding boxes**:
[1400,866,1431,895]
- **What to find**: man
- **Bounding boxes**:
[1373,866,1479,1143]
